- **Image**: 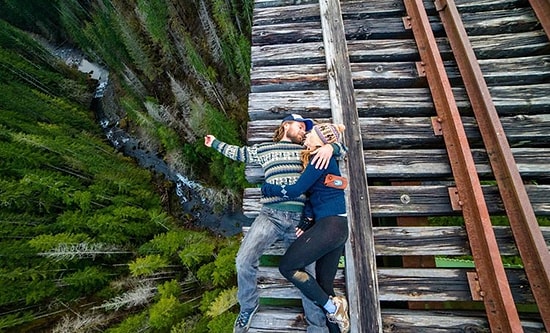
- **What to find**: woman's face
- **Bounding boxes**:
[303,131,322,150]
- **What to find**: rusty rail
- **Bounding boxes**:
[403,0,524,331]
[435,1,550,330]
[529,0,550,38]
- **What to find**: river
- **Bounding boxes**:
[52,46,249,236]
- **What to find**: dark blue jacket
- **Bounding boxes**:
[261,156,346,221]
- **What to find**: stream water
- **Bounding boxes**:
[52,46,249,236]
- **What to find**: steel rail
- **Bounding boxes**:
[435,1,550,330]
[529,0,550,39]
[402,0,523,332]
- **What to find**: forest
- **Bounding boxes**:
[0,0,254,331]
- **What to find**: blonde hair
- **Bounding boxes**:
[300,123,345,168]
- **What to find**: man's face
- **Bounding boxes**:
[284,121,307,144]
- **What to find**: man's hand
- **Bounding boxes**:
[311,144,334,169]
[204,135,216,147]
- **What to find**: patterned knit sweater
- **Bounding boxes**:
[211,139,308,211]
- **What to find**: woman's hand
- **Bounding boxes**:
[296,217,314,237]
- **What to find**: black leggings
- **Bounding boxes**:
[279,215,348,308]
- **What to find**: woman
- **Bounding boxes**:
[261,123,350,333]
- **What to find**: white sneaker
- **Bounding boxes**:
[326,296,350,333]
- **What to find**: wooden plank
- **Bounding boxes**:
[251,31,549,66]
[243,185,550,218]
[249,307,545,332]
[256,266,535,303]
[252,8,540,45]
[251,55,550,91]
[374,226,550,256]
[252,0,526,11]
[244,226,550,257]
[244,147,550,182]
[319,0,381,330]
[246,115,550,148]
[247,84,550,120]
[380,309,545,333]
[252,1,535,30]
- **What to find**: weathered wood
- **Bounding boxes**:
[380,309,545,333]
[249,307,545,332]
[251,31,550,66]
[247,84,550,120]
[244,147,550,182]
[246,115,550,148]
[244,226,550,257]
[248,0,550,329]
[251,55,550,91]
[252,8,539,45]
[252,1,536,31]
[243,185,550,218]
[374,226,550,256]
[252,0,526,11]
[319,0,381,330]
[256,266,535,303]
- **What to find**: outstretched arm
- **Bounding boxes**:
[204,135,259,163]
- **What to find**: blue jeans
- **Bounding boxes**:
[236,206,329,333]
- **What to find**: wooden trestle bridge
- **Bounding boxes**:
[241,0,550,331]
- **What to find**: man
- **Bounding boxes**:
[204,114,344,333]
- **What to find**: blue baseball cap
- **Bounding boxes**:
[281,114,314,131]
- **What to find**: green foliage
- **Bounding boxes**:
[170,315,208,333]
[0,0,64,40]
[208,0,252,83]
[117,13,160,81]
[211,240,239,287]
[62,266,111,297]
[121,95,183,154]
[179,241,215,269]
[80,2,131,72]
[0,0,255,331]
[0,311,35,330]
[149,295,190,330]
[28,233,90,251]
[197,237,238,287]
[206,311,238,333]
[129,254,169,276]
[187,100,249,191]
[184,34,218,83]
[137,0,171,53]
[105,311,148,333]
[205,287,238,317]
[158,279,183,298]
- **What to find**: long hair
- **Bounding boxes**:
[272,125,285,142]
[300,150,311,169]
